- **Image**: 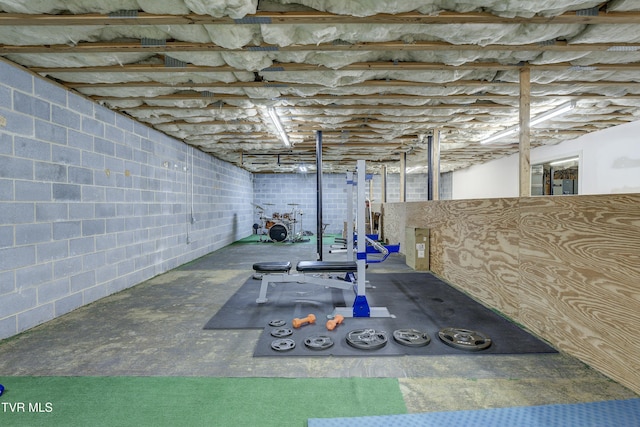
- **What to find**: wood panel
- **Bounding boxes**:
[383,194,640,395]
[517,194,640,395]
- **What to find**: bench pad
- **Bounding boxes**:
[296,260,358,273]
[253,261,292,272]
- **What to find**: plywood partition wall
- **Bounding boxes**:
[382,194,640,395]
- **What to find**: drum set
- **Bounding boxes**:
[253,203,307,243]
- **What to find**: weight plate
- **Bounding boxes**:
[268,319,286,327]
[271,338,295,352]
[438,327,492,351]
[304,335,334,351]
[270,327,293,338]
[392,329,431,347]
[346,328,388,350]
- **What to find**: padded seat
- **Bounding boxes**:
[296,260,358,273]
[252,261,292,273]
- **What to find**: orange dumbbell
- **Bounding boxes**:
[292,314,316,329]
[326,314,344,331]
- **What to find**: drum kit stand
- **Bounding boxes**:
[253,203,309,243]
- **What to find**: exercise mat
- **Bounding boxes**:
[204,272,557,357]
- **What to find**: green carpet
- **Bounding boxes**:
[0,377,406,427]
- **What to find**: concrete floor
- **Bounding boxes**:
[0,236,636,413]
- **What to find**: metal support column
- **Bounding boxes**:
[316,130,323,260]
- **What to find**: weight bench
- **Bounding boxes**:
[253,260,358,304]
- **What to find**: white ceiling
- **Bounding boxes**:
[1,0,639,173]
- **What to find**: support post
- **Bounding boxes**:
[519,67,531,197]
[399,152,407,202]
[316,130,323,260]
[381,165,387,203]
[346,171,354,262]
[353,159,370,317]
[428,131,441,200]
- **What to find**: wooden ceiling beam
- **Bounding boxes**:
[29,60,640,74]
[65,79,640,89]
[3,40,639,54]
[1,10,639,26]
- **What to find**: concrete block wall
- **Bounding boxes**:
[0,60,254,340]
[253,172,453,238]
[253,173,348,236]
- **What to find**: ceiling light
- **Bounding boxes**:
[267,108,291,148]
[606,46,640,52]
[481,101,575,145]
[549,156,579,166]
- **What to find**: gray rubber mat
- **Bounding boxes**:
[204,272,557,357]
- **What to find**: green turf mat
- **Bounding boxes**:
[0,377,406,427]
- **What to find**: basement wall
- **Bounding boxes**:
[253,172,453,236]
[452,119,640,199]
[383,194,640,395]
[0,60,254,340]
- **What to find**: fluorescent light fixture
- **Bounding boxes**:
[549,156,579,166]
[267,107,291,147]
[481,101,575,145]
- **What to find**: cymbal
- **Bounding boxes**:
[264,203,274,206]
[253,203,264,210]
[287,203,299,206]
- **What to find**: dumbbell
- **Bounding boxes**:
[292,314,316,329]
[326,314,344,331]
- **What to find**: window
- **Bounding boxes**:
[531,157,579,196]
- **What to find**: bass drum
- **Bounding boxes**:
[268,223,289,242]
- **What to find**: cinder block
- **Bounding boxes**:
[0,270,15,295]
[35,162,67,182]
[68,203,94,220]
[81,116,104,137]
[52,183,81,201]
[3,287,37,313]
[51,145,81,166]
[54,292,83,317]
[0,155,33,180]
[68,166,93,185]
[68,94,93,115]
[0,246,36,270]
[35,120,66,145]
[82,219,105,236]
[35,78,67,106]
[52,221,81,240]
[15,223,51,245]
[52,105,80,130]
[94,137,115,156]
[15,136,51,162]
[67,129,93,151]
[2,62,32,92]
[0,316,17,340]
[13,90,51,120]
[69,236,95,256]
[37,278,69,304]
[0,203,35,224]
[17,303,54,332]
[15,181,52,201]
[0,179,14,201]
[16,262,52,288]
[70,270,96,292]
[82,252,105,270]
[53,256,83,279]
[83,283,108,305]
[36,240,69,262]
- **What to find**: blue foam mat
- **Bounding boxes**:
[308,398,640,427]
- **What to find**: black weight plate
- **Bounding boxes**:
[271,338,295,352]
[392,329,431,347]
[270,327,293,338]
[346,328,388,350]
[438,327,492,351]
[268,319,286,327]
[304,335,334,351]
